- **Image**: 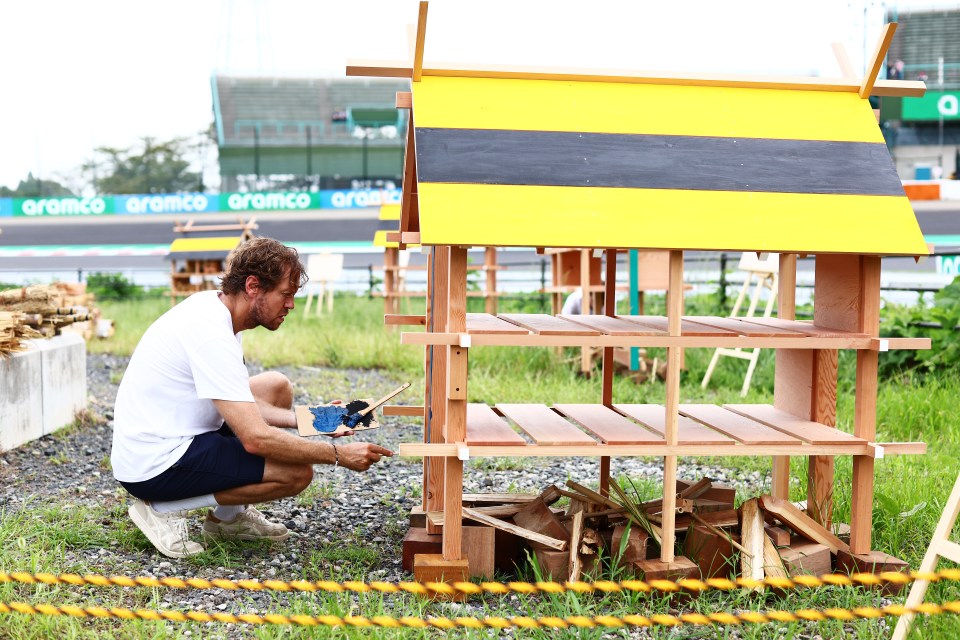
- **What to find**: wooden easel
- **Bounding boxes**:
[892,472,960,640]
[702,253,779,396]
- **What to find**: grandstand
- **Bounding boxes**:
[212,75,410,192]
[882,7,960,179]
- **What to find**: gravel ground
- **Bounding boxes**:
[0,353,815,638]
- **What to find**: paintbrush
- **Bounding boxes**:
[341,382,411,428]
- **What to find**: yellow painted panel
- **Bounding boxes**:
[417,183,928,256]
[373,230,398,248]
[412,76,883,143]
[168,237,242,253]
[379,204,401,221]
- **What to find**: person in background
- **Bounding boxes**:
[111,237,392,558]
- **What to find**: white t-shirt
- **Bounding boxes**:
[111,290,255,482]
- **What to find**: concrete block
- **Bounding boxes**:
[0,343,43,452]
[34,333,87,435]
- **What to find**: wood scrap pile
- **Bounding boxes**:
[0,283,100,342]
[0,311,41,357]
[404,479,908,587]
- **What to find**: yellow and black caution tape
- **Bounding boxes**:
[2,599,960,628]
[3,568,960,597]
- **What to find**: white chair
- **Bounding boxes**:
[303,253,344,317]
[701,252,779,396]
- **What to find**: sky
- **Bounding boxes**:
[2,0,959,193]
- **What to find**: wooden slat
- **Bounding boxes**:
[496,404,597,446]
[462,507,567,551]
[686,315,805,337]
[466,313,529,334]
[740,317,867,338]
[463,493,538,504]
[466,403,527,446]
[499,313,601,336]
[560,314,665,336]
[553,404,664,445]
[619,315,737,336]
[760,496,850,554]
[613,404,735,446]
[680,405,802,445]
[725,404,865,445]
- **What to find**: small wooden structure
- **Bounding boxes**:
[165,217,257,306]
[375,204,504,315]
[354,5,930,579]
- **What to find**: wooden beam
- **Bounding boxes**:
[413,1,429,82]
[399,441,922,458]
[462,507,568,551]
[346,59,925,97]
[740,498,765,583]
[860,23,898,99]
[760,495,850,554]
[443,246,468,561]
[831,42,857,79]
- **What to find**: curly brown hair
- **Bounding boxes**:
[220,237,307,295]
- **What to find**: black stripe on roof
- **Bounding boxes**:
[414,128,904,196]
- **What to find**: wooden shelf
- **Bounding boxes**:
[400,402,924,458]
[399,313,931,350]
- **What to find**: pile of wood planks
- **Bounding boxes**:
[0,311,41,357]
[404,479,909,587]
[0,283,101,342]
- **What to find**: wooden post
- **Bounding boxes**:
[661,249,684,563]
[384,247,398,316]
[599,249,617,496]
[771,253,796,499]
[484,247,497,315]
[443,246,468,561]
[424,247,449,534]
[851,255,881,554]
[580,249,593,374]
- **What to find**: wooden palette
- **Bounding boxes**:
[295,400,380,437]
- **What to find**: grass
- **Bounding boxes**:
[9,292,960,637]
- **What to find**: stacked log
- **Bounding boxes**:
[0,311,42,357]
[0,283,99,345]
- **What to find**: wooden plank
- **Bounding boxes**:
[687,315,805,337]
[860,23,898,98]
[496,404,597,446]
[385,314,425,326]
[762,534,789,579]
[383,404,425,417]
[463,492,538,504]
[568,511,585,581]
[462,507,567,551]
[348,59,925,96]
[466,403,527,446]
[620,315,737,336]
[553,404,664,445]
[724,404,864,445]
[415,128,905,196]
[614,404,736,446]
[442,246,467,560]
[466,313,529,335]
[412,1,428,82]
[741,316,867,338]
[513,498,570,543]
[760,495,850,554]
[427,505,523,525]
[740,498,765,582]
[425,246,448,532]
[396,91,412,109]
[499,313,601,336]
[560,314,665,336]
[680,404,802,445]
[832,42,857,79]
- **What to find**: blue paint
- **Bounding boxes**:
[309,405,348,433]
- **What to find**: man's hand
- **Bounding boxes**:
[335,443,394,471]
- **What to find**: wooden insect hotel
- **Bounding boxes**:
[165,217,257,306]
[353,5,931,582]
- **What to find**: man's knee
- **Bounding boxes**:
[250,371,293,408]
[290,464,313,494]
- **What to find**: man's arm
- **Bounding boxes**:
[213,400,392,471]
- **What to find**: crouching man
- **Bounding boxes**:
[111,237,392,558]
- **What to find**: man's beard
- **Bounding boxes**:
[250,296,283,331]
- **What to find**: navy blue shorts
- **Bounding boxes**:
[120,424,265,502]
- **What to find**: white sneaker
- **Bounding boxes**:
[128,499,204,559]
[202,506,290,542]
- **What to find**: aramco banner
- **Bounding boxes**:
[1,188,402,217]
